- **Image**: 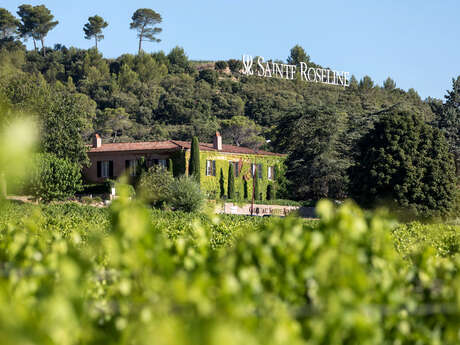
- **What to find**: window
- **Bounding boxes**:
[126,160,138,176]
[159,159,167,168]
[230,161,239,177]
[97,160,113,179]
[268,166,275,180]
[101,161,110,178]
[206,160,216,176]
[251,163,263,179]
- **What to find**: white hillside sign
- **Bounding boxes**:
[241,55,350,87]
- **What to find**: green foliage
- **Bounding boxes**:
[221,115,265,147]
[167,46,193,74]
[219,167,225,198]
[137,165,174,206]
[227,162,235,199]
[278,104,350,200]
[432,76,460,175]
[4,192,460,344]
[198,68,218,86]
[130,8,162,53]
[83,15,108,51]
[287,44,310,65]
[227,58,242,72]
[167,175,204,212]
[171,150,186,177]
[189,136,200,183]
[41,91,90,166]
[17,4,58,55]
[351,109,457,219]
[254,169,260,200]
[0,8,19,40]
[267,183,273,200]
[214,60,227,71]
[29,153,82,202]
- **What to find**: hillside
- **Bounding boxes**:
[0,43,435,148]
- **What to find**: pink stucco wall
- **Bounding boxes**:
[82,150,174,183]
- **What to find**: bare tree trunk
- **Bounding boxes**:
[40,38,46,56]
[95,36,98,51]
[138,25,145,54]
[32,38,37,52]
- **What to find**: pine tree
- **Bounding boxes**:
[130,8,162,53]
[83,15,108,51]
[227,163,235,199]
[219,168,225,198]
[188,136,200,183]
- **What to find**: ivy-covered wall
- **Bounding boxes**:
[181,150,285,200]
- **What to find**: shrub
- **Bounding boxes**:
[115,183,136,198]
[227,58,243,72]
[167,176,204,212]
[137,166,173,206]
[214,60,228,71]
[197,69,218,86]
[29,153,82,202]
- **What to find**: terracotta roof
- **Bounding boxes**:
[88,141,181,153]
[88,139,285,157]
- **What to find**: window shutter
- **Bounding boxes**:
[109,161,114,178]
[258,164,263,179]
[97,161,101,178]
[212,160,216,176]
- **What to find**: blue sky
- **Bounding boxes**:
[3,0,459,99]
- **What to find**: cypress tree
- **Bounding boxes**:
[243,179,248,199]
[228,163,235,199]
[188,136,200,183]
[168,158,173,174]
[254,170,260,200]
[219,168,225,198]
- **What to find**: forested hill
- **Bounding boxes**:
[0,43,435,150]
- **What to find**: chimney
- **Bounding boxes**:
[92,133,102,148]
[213,131,222,151]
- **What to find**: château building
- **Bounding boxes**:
[83,132,285,199]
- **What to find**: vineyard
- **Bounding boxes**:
[1,198,460,345]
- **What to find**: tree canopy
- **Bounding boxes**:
[351,109,456,219]
[83,15,108,51]
[130,8,162,54]
[0,8,19,40]
[17,4,58,55]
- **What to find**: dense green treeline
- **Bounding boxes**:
[0,5,458,216]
